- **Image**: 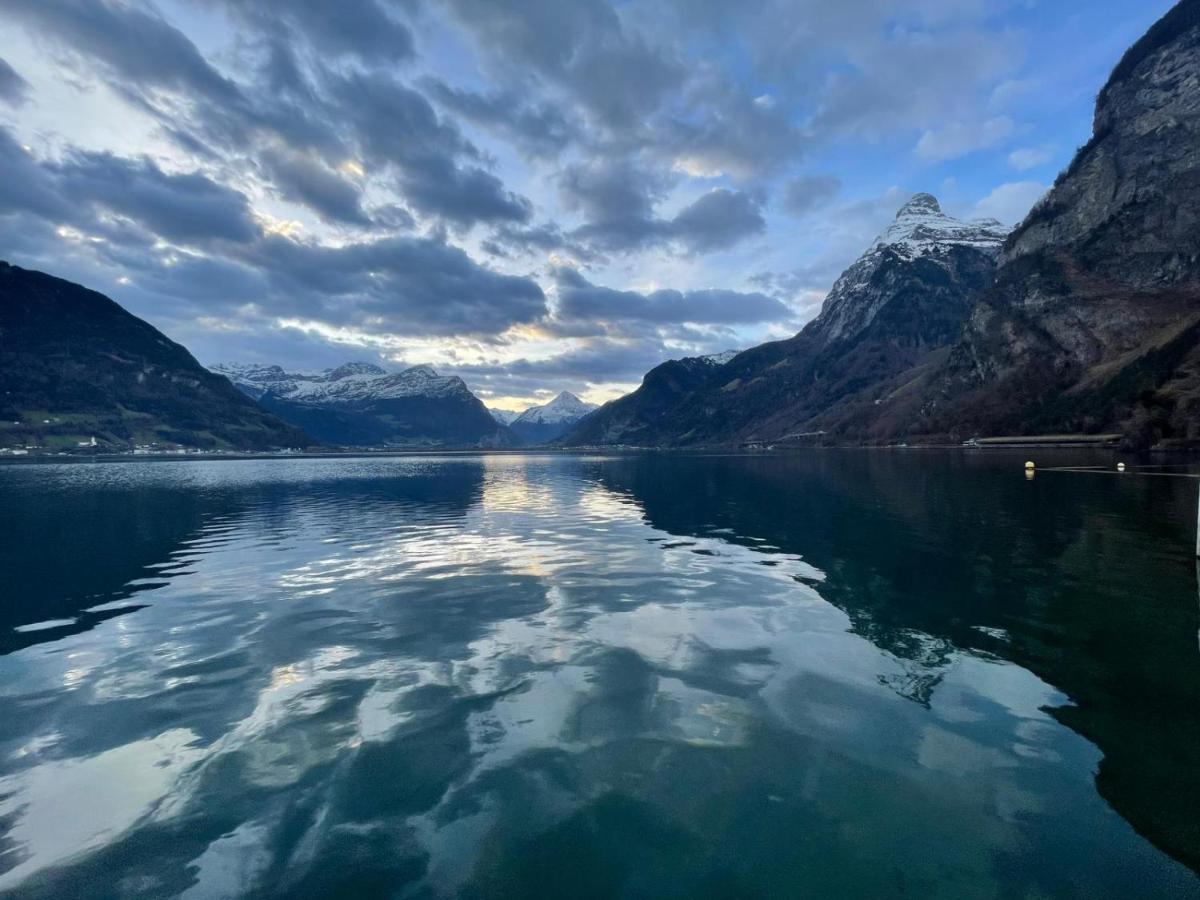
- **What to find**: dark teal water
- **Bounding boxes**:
[0,452,1197,898]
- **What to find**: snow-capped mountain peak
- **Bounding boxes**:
[513,391,598,425]
[811,194,1010,343]
[870,193,1008,259]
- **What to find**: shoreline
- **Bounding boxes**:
[2,442,1197,466]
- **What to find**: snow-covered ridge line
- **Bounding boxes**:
[870,193,1007,259]
[210,361,474,404]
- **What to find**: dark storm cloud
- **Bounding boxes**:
[0,56,29,106]
[553,267,788,326]
[259,150,371,227]
[781,175,842,216]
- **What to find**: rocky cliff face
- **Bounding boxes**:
[564,198,1006,446]
[0,262,311,451]
[212,361,514,448]
[926,0,1200,445]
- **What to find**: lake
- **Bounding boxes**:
[0,452,1197,898]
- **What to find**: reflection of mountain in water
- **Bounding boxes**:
[1,455,1196,897]
[0,460,487,654]
[591,451,1200,875]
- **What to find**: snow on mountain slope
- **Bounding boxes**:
[813,194,1009,343]
[512,392,597,425]
[868,193,1006,259]
[209,361,513,447]
[489,407,519,425]
[211,362,475,404]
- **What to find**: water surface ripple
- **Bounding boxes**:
[0,453,1197,897]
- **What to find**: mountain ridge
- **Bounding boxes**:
[211,361,515,448]
[564,197,1008,446]
[0,262,311,451]
[567,0,1200,450]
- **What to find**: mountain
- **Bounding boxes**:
[211,361,514,448]
[508,391,598,444]
[914,0,1200,446]
[564,199,1007,446]
[488,407,519,426]
[563,351,747,446]
[570,1,1200,450]
[0,262,310,451]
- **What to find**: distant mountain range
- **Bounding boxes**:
[0,262,308,452]
[568,1,1200,449]
[211,362,513,448]
[505,391,598,443]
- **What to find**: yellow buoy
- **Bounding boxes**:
[1024,460,1035,471]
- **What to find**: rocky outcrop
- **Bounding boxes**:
[924,0,1200,445]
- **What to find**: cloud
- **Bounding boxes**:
[480,223,598,263]
[0,126,548,338]
[423,78,579,160]
[667,188,766,253]
[781,175,841,216]
[658,77,805,179]
[552,267,789,326]
[259,149,371,227]
[972,181,1046,224]
[915,116,1014,162]
[560,159,764,253]
[206,0,415,63]
[56,151,260,246]
[3,0,240,104]
[442,0,685,131]
[0,56,30,106]
[325,70,533,228]
[246,235,548,335]
[1007,146,1054,171]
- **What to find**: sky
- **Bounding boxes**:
[0,0,1177,410]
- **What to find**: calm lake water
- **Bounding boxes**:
[0,452,1197,898]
